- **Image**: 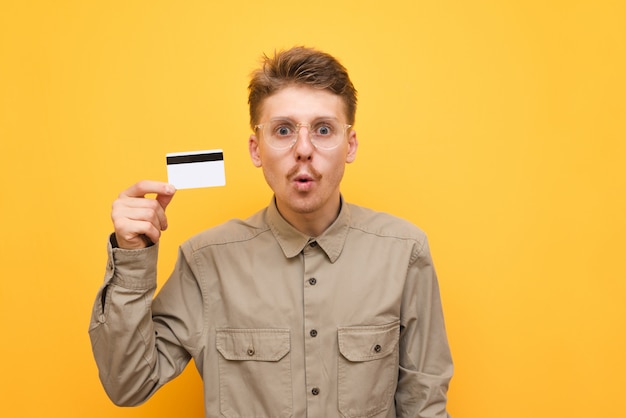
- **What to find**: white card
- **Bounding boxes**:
[166,149,226,189]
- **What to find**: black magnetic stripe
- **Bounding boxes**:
[166,152,224,165]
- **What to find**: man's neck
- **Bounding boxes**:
[276,196,341,237]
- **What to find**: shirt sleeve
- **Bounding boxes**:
[88,236,200,406]
[395,235,453,418]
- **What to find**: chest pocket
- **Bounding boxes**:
[337,321,400,418]
[216,328,292,418]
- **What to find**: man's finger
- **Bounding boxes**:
[120,180,176,199]
[113,199,169,231]
[114,220,162,249]
[156,191,176,212]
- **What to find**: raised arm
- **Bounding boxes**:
[90,180,196,406]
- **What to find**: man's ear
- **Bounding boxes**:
[249,134,262,167]
[346,129,358,164]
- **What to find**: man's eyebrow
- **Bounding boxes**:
[268,115,340,122]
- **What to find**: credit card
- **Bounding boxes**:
[166,149,225,189]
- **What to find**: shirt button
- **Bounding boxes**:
[308,278,317,285]
[374,344,382,353]
[247,347,255,356]
[309,241,318,247]
[311,387,320,396]
[310,329,318,337]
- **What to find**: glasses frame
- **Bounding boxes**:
[255,118,352,150]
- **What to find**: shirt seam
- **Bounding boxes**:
[187,226,272,253]
[348,224,424,244]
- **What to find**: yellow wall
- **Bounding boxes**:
[1,1,624,416]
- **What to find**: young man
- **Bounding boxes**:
[89,46,453,418]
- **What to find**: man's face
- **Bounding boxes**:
[249,85,358,227]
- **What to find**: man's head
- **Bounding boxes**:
[247,47,359,236]
[248,46,357,129]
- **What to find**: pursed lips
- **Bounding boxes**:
[288,168,321,191]
[287,164,322,183]
[295,174,314,183]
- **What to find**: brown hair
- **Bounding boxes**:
[248,46,357,129]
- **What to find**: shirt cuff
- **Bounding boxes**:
[105,233,159,290]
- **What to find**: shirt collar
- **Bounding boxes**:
[266,196,350,263]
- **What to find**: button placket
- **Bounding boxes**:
[302,237,326,412]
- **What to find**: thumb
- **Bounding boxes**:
[156,184,176,210]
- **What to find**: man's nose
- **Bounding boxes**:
[293,125,314,159]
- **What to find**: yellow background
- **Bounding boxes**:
[1,1,624,417]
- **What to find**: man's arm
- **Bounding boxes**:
[88,181,190,405]
[396,235,453,418]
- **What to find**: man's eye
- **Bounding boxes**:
[316,125,332,136]
[275,126,293,136]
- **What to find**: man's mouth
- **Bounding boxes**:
[287,165,322,191]
[288,169,321,191]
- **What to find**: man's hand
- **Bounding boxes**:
[111,180,176,249]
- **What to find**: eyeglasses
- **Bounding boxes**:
[255,118,352,150]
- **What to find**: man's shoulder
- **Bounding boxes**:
[182,207,270,253]
[346,202,427,242]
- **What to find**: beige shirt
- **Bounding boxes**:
[89,198,453,418]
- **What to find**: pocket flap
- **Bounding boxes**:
[338,321,400,362]
[216,328,290,361]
